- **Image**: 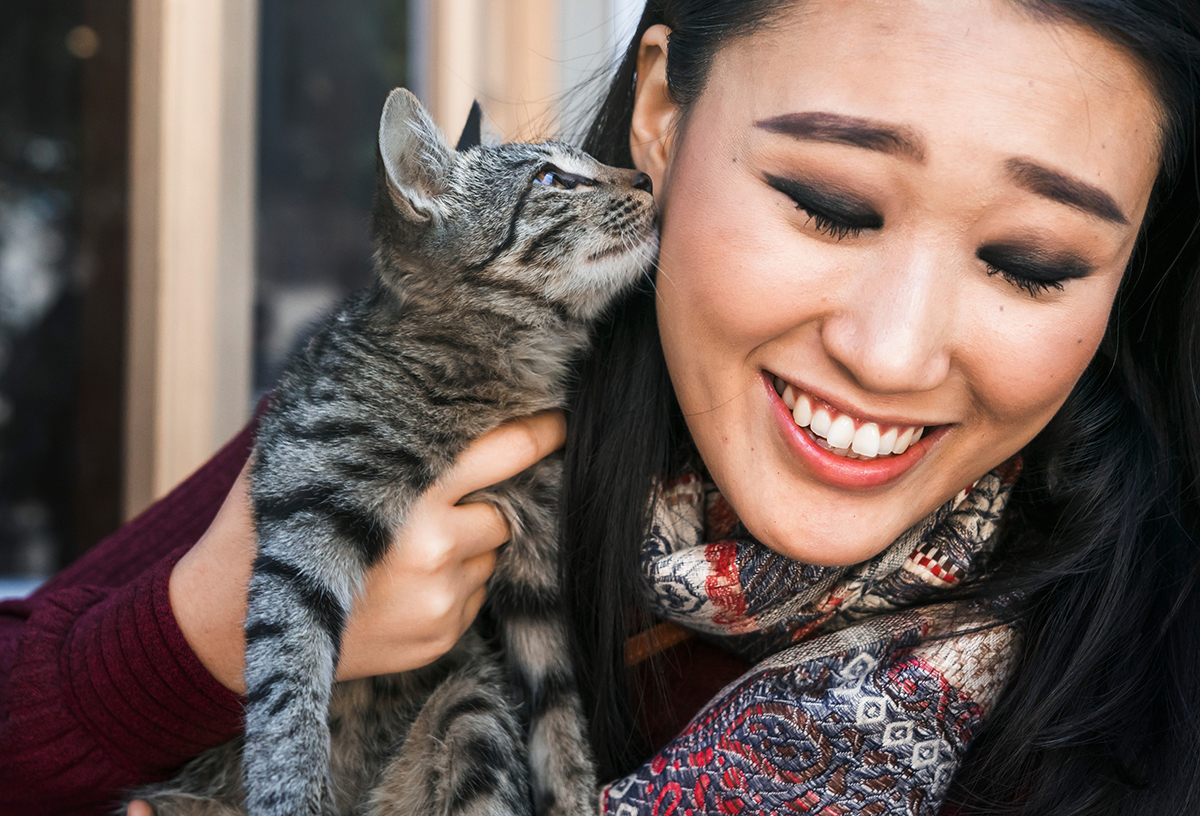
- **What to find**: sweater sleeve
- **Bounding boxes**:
[0,412,259,815]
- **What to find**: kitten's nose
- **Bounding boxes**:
[632,172,653,193]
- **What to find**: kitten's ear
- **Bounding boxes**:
[454,100,502,150]
[379,88,451,223]
[456,101,483,151]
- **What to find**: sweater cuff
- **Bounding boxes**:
[61,547,245,775]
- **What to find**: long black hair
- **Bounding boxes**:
[560,2,1200,814]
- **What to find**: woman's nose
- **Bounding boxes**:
[820,248,953,395]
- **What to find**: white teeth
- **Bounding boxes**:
[826,415,856,449]
[771,374,928,460]
[851,422,881,457]
[793,394,812,427]
[878,427,898,456]
[810,407,832,438]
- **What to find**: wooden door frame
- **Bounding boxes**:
[124,0,258,518]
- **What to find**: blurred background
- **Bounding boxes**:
[0,0,645,598]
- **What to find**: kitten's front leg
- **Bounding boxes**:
[241,511,373,816]
[486,458,600,816]
[516,625,598,816]
[500,617,597,816]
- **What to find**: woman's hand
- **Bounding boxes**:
[168,411,567,693]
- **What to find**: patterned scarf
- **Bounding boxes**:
[601,461,1022,816]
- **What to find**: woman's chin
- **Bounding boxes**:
[729,483,923,567]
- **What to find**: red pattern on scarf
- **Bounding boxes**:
[704,541,747,627]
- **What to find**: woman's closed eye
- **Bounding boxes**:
[764,173,883,240]
[977,244,1093,298]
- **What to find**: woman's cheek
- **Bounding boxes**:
[660,186,824,355]
[968,284,1115,443]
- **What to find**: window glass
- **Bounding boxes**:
[0,1,104,589]
[254,0,409,396]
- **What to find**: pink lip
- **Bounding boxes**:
[762,372,943,490]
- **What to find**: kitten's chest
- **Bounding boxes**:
[269,303,577,477]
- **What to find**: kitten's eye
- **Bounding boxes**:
[533,165,593,190]
[534,170,572,188]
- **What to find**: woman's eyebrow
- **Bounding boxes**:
[1005,158,1128,225]
[755,112,926,162]
[756,113,1130,227]
[753,112,1128,226]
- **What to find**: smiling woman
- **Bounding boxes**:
[564,0,1200,814]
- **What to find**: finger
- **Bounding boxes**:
[448,501,512,557]
[459,549,498,592]
[127,801,153,816]
[461,584,488,629]
[441,411,567,499]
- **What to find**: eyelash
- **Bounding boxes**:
[982,264,1066,297]
[798,208,867,241]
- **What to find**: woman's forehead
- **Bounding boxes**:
[700,0,1162,214]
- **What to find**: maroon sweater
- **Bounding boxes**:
[0,419,255,814]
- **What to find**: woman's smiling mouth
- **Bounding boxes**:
[763,372,945,489]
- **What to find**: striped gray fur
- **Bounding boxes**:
[126,88,657,816]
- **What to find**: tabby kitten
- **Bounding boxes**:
[129,88,657,816]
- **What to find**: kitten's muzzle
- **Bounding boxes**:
[603,167,652,196]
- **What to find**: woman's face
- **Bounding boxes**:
[630,0,1162,565]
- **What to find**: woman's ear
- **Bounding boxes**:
[630,24,678,196]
